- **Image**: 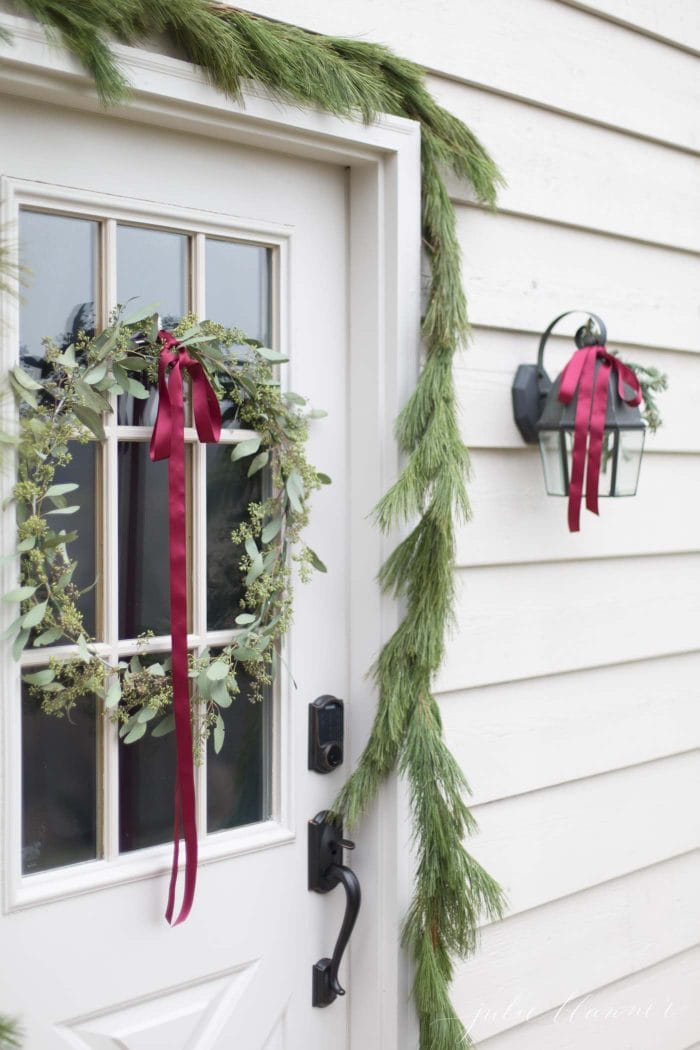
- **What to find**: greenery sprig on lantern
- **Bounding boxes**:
[6,310,327,756]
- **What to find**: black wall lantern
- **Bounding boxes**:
[512,311,646,531]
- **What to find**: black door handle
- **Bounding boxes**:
[308,811,362,1007]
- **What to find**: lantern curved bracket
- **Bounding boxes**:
[512,310,607,443]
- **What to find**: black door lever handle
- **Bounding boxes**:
[308,811,362,1007]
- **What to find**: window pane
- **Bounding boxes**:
[19,211,97,376]
[48,442,99,639]
[119,714,174,854]
[118,443,190,638]
[205,239,271,343]
[206,446,263,631]
[22,685,98,874]
[207,676,269,833]
[116,225,189,427]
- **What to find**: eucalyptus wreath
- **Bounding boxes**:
[7,308,327,756]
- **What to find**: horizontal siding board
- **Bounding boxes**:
[433,79,700,252]
[474,945,700,1049]
[437,554,700,693]
[457,450,700,566]
[556,0,700,53]
[238,0,700,149]
[438,653,700,805]
[456,330,700,453]
[468,752,700,916]
[457,208,700,354]
[454,851,700,1042]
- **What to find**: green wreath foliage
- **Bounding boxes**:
[9,309,326,756]
[2,4,508,1046]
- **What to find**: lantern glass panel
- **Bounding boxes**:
[596,430,617,497]
[614,429,645,496]
[538,430,567,496]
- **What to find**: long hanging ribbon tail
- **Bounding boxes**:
[558,344,642,533]
[150,331,221,925]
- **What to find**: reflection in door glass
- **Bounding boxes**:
[207,674,269,833]
[206,446,263,631]
[205,239,271,344]
[49,442,100,639]
[119,664,174,853]
[117,225,189,427]
[19,210,97,376]
[22,686,98,874]
[118,443,187,639]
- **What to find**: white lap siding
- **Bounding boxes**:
[243,2,700,1044]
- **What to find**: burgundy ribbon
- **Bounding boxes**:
[557,344,641,533]
[150,330,221,924]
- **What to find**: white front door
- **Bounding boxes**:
[0,90,358,1050]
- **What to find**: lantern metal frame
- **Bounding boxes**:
[512,310,646,500]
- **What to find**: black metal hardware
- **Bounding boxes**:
[308,696,344,773]
[308,811,361,1007]
[512,310,607,443]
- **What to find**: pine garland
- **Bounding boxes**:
[2,5,506,1046]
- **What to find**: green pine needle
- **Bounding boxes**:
[2,4,508,1044]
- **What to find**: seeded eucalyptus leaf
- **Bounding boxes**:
[152,713,175,738]
[11,366,42,391]
[45,505,80,516]
[248,450,269,476]
[317,473,332,485]
[283,391,306,406]
[307,549,327,573]
[231,436,261,461]
[3,586,37,602]
[146,662,165,677]
[245,552,264,585]
[12,629,30,661]
[206,660,229,681]
[235,613,256,625]
[124,721,148,744]
[233,644,261,662]
[122,355,149,371]
[244,536,258,561]
[16,536,36,552]
[77,635,91,663]
[211,678,231,707]
[256,347,288,363]
[33,627,63,647]
[261,517,282,544]
[213,714,225,754]
[72,404,105,441]
[126,377,149,399]
[46,483,79,498]
[22,667,55,686]
[308,409,328,419]
[22,600,48,629]
[121,303,159,325]
[83,362,108,385]
[10,374,38,408]
[137,705,159,723]
[105,682,122,708]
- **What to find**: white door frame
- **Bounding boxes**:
[0,12,422,1049]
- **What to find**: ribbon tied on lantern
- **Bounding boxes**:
[557,344,642,533]
[150,330,222,924]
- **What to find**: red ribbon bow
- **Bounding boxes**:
[150,330,222,925]
[557,344,641,533]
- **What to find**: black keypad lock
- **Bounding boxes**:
[308,695,344,773]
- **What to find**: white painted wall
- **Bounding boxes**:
[238,2,700,1046]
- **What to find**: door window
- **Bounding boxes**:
[18,206,274,877]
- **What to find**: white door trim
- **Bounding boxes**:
[0,14,422,1049]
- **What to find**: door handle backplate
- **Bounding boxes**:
[308,810,361,1007]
